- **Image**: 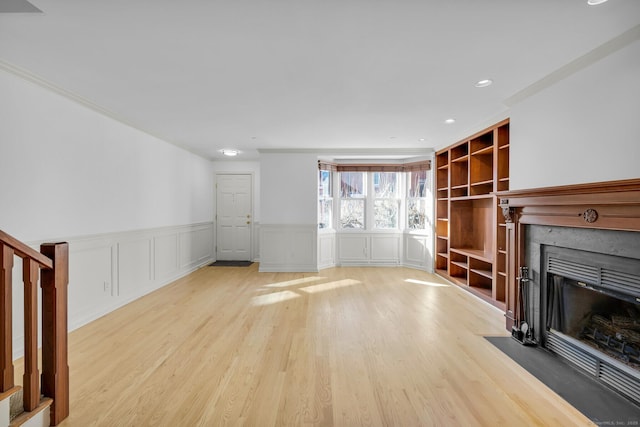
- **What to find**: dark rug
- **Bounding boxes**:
[208,260,253,267]
[485,336,640,425]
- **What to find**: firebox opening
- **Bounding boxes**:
[540,243,640,406]
[547,273,640,369]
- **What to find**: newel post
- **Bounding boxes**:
[40,242,69,425]
[0,244,15,391]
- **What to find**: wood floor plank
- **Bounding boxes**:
[15,264,594,426]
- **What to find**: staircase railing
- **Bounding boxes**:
[0,230,69,426]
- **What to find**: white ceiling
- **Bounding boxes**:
[1,0,639,160]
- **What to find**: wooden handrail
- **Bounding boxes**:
[0,230,69,426]
[0,230,53,269]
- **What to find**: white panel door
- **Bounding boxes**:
[216,174,252,261]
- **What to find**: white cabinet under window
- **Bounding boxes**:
[337,233,401,266]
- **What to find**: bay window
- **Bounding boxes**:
[318,160,430,232]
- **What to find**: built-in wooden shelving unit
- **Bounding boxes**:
[434,119,510,309]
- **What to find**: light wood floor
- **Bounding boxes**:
[24,265,594,426]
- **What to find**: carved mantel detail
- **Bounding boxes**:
[582,208,598,224]
[499,199,514,223]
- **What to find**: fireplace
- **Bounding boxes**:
[499,178,640,407]
[540,244,640,405]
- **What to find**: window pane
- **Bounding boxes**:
[407,199,426,229]
[373,172,398,197]
[374,199,398,229]
[319,199,332,229]
[319,170,331,197]
[340,199,365,229]
[340,172,365,198]
[408,170,427,198]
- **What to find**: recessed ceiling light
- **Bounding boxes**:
[587,0,608,5]
[475,79,493,88]
[221,149,238,157]
[444,118,456,124]
[419,138,425,142]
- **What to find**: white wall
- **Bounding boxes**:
[259,152,318,271]
[510,39,640,190]
[260,152,317,224]
[0,68,214,242]
[0,67,216,357]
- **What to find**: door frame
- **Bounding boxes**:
[215,172,255,261]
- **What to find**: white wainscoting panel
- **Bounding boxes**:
[337,233,401,266]
[403,233,433,272]
[371,235,401,264]
[338,234,369,263]
[154,233,179,281]
[68,241,114,327]
[317,230,336,269]
[10,222,214,359]
[179,224,214,270]
[259,224,317,272]
[118,237,153,298]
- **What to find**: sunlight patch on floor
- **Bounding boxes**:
[263,276,326,288]
[404,278,449,287]
[299,279,361,294]
[251,290,300,306]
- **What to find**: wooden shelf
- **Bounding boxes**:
[434,119,510,310]
[471,145,494,156]
[471,179,493,187]
[451,194,493,202]
[470,268,493,280]
[451,155,469,163]
[450,247,493,263]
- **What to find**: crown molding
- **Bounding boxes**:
[504,24,640,107]
[0,60,214,161]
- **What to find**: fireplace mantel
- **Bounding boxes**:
[496,178,640,331]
